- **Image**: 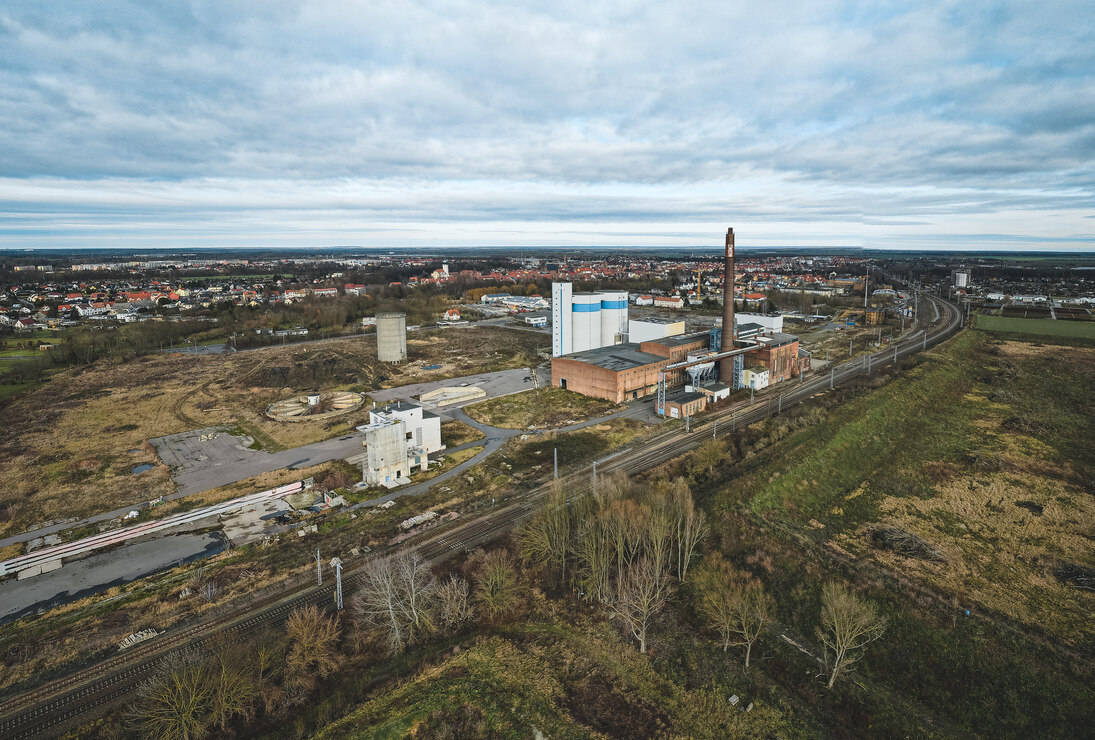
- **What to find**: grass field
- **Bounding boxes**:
[439,419,486,446]
[719,331,1095,645]
[676,329,1095,736]
[464,386,621,429]
[975,314,1095,337]
[0,327,544,536]
[314,619,795,740]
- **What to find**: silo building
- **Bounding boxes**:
[551,282,628,357]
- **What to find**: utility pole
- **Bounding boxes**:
[894,345,898,365]
[864,264,869,309]
[592,460,597,490]
[315,548,322,586]
[712,419,717,439]
[867,353,871,375]
[331,557,343,610]
[553,447,558,479]
[778,394,782,413]
[750,386,754,403]
[685,414,690,433]
[830,366,834,390]
[849,339,853,357]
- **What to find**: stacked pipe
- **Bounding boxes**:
[719,227,735,382]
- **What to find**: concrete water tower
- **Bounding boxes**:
[376,312,407,362]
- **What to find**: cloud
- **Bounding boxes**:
[0,1,1092,249]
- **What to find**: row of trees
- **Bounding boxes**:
[519,472,888,685]
[354,549,518,655]
[128,605,342,740]
[519,473,707,653]
[129,548,525,738]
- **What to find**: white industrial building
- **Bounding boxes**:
[742,366,770,390]
[357,402,443,487]
[628,317,686,343]
[715,312,784,334]
[551,282,628,356]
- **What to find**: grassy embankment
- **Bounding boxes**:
[692,328,1094,737]
[464,386,622,429]
[313,618,798,740]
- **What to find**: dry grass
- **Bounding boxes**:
[464,387,621,429]
[0,327,543,536]
[439,420,486,447]
[826,340,1095,644]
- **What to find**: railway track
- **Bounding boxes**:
[0,292,962,739]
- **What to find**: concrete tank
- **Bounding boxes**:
[598,290,628,346]
[376,312,407,362]
[571,293,601,352]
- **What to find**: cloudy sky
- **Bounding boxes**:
[1,1,1093,250]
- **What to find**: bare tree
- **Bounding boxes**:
[817,582,887,689]
[603,499,648,581]
[200,581,219,603]
[128,651,212,740]
[474,550,520,621]
[669,478,708,582]
[354,551,437,653]
[691,438,727,478]
[644,493,675,587]
[209,656,255,732]
[608,558,674,653]
[518,481,571,587]
[285,605,342,694]
[436,574,473,632]
[698,557,771,668]
[573,516,613,602]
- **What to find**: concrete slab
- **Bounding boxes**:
[0,532,227,625]
[370,367,547,410]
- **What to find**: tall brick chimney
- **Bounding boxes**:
[719,227,736,383]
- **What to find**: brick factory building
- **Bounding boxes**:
[743,332,802,383]
[551,328,807,406]
[551,344,670,402]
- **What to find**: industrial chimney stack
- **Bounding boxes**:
[719,227,736,383]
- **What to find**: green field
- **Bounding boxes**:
[975,314,1095,337]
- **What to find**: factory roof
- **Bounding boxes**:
[557,343,667,371]
[664,389,706,404]
[645,332,710,348]
[754,332,798,348]
[631,316,683,325]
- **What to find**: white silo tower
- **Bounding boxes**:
[597,290,628,346]
[552,282,573,356]
[571,293,602,352]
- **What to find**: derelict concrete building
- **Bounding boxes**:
[376,312,407,362]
